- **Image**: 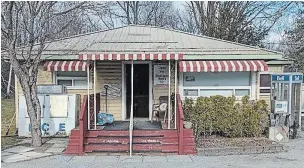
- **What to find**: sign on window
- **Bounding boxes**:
[154,65,169,86]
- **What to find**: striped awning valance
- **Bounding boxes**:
[78,53,184,60]
[179,60,268,72]
[43,61,89,71]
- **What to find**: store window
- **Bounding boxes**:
[55,71,90,89]
[182,72,252,98]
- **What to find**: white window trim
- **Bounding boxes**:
[53,72,92,90]
[179,72,254,100]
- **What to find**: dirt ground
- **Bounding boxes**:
[200,135,276,148]
[1,98,19,148]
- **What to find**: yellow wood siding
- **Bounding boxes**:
[268,65,284,73]
[16,66,53,93]
[96,61,122,120]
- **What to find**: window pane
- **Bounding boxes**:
[260,74,271,87]
[183,72,250,86]
[74,80,88,86]
[57,71,87,77]
[235,89,250,96]
[57,80,72,86]
[184,89,198,96]
[200,89,233,97]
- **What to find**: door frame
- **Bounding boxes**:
[121,61,152,121]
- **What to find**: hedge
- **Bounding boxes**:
[183,96,268,144]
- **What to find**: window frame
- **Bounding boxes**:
[259,72,272,95]
[53,71,92,90]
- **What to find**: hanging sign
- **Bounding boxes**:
[154,64,169,86]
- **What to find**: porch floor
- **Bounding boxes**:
[96,121,162,130]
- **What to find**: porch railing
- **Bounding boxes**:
[176,94,184,154]
[79,95,88,154]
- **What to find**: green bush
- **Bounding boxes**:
[183,95,269,144]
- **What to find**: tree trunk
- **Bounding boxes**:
[21,78,42,147]
[12,60,42,147]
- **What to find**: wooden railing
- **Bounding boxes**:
[177,94,184,154]
[79,95,88,154]
[89,93,100,129]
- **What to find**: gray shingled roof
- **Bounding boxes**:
[6,25,283,60]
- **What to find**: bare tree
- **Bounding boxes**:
[284,8,304,72]
[186,1,294,46]
[1,1,85,146]
[91,1,181,29]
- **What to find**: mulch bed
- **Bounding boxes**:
[199,135,278,149]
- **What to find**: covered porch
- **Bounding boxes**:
[43,53,183,129]
[42,53,196,155]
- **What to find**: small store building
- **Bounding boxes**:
[14,25,291,155]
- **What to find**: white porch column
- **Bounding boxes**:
[168,60,171,129]
[174,61,177,129]
[129,60,134,156]
[87,63,90,130]
[94,60,97,130]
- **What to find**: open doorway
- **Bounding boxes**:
[126,64,150,118]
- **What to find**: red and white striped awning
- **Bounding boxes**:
[43,61,89,71]
[179,60,268,72]
[78,53,183,60]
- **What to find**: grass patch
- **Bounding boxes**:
[1,98,19,147]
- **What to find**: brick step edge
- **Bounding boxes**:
[197,144,288,156]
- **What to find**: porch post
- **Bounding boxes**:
[168,60,171,129]
[87,63,90,130]
[174,61,177,129]
[129,60,134,156]
[94,60,97,130]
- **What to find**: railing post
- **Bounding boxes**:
[177,94,184,155]
[79,95,88,155]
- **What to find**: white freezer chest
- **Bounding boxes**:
[18,94,80,137]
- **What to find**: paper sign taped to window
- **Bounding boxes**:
[154,65,169,86]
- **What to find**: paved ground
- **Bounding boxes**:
[2,132,304,168]
[1,138,68,163]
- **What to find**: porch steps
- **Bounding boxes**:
[65,129,197,155]
[64,129,81,155]
[84,130,179,153]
